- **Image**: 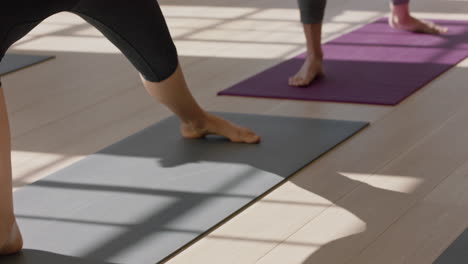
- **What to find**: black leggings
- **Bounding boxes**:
[0,0,178,82]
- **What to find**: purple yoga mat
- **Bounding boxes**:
[218,18,468,105]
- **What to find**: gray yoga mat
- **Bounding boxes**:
[4,113,368,264]
[0,54,54,76]
[434,228,468,263]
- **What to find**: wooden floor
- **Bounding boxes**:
[3,0,468,263]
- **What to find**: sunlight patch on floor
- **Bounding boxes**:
[410,12,468,20]
[255,207,366,264]
[174,40,298,58]
[331,10,383,23]
[456,58,468,68]
[161,6,257,19]
[340,172,424,194]
[247,8,298,21]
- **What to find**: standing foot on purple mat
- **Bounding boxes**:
[389,3,448,34]
[180,112,261,144]
[289,55,324,87]
[0,220,23,255]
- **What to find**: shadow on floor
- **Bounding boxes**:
[0,249,116,264]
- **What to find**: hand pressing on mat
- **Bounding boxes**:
[142,65,260,144]
[289,23,325,87]
[389,2,448,34]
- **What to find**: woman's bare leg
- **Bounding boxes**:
[289,23,324,87]
[0,85,23,255]
[141,64,260,144]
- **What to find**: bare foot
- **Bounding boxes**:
[0,221,23,255]
[180,112,260,144]
[289,55,324,87]
[390,15,447,34]
[389,3,447,34]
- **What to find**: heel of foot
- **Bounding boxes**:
[0,222,23,255]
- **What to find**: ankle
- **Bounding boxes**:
[0,218,17,245]
[306,52,323,62]
[390,3,411,23]
[181,111,209,130]
[0,215,15,234]
[304,54,324,67]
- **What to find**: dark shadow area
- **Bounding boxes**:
[0,249,116,264]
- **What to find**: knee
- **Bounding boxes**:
[141,43,179,83]
[298,0,327,24]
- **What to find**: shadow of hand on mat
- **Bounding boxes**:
[0,249,116,264]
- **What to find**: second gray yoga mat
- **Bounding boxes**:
[6,113,368,264]
[0,54,54,76]
[434,228,468,263]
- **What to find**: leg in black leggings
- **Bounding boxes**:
[297,0,327,25]
[0,0,178,82]
[0,0,260,147]
[71,0,178,82]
